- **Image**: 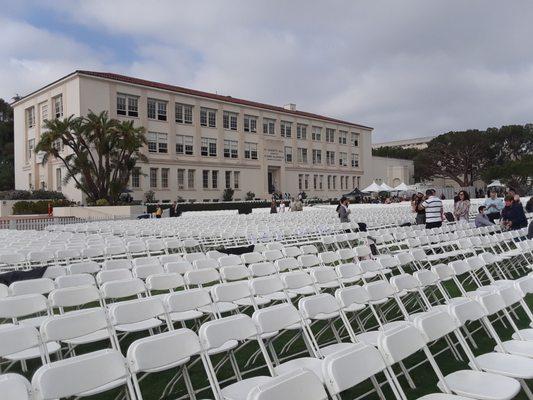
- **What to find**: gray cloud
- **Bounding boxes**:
[3,1,533,141]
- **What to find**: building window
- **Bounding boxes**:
[147,99,167,121]
[161,168,169,188]
[351,132,359,147]
[327,176,331,190]
[56,168,62,191]
[263,118,275,135]
[223,111,238,131]
[297,124,307,140]
[340,176,344,190]
[244,142,258,160]
[26,107,35,128]
[319,175,324,190]
[225,171,232,189]
[298,174,303,190]
[312,126,322,141]
[223,140,238,158]
[244,115,257,133]
[313,174,317,190]
[304,174,309,190]
[280,121,292,138]
[234,171,240,189]
[40,103,48,126]
[202,170,209,189]
[326,151,335,166]
[312,149,322,165]
[150,168,158,188]
[332,176,337,190]
[117,94,139,117]
[28,173,33,190]
[176,134,194,155]
[339,130,348,145]
[177,169,185,190]
[132,168,140,188]
[200,108,217,128]
[351,153,359,168]
[297,148,308,163]
[201,138,217,157]
[325,128,335,143]
[53,95,63,119]
[353,176,357,188]
[147,132,168,153]
[212,170,218,189]
[27,139,35,160]
[284,146,293,163]
[188,169,195,189]
[175,103,193,124]
[339,152,348,167]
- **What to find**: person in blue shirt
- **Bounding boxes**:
[484,190,503,223]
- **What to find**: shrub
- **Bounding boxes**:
[0,190,65,200]
[245,191,255,201]
[95,198,110,206]
[144,190,155,203]
[222,188,235,201]
[12,199,73,215]
[146,200,272,215]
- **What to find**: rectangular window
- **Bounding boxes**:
[304,174,309,190]
[147,99,167,121]
[351,153,359,168]
[223,111,238,131]
[234,171,240,189]
[339,152,348,167]
[201,138,217,157]
[27,139,35,160]
[176,134,194,155]
[244,115,257,133]
[284,146,293,163]
[117,94,138,117]
[225,171,232,189]
[312,149,322,165]
[339,130,348,145]
[326,151,335,166]
[26,107,35,128]
[333,176,337,190]
[224,140,238,158]
[175,103,193,124]
[313,174,317,190]
[244,142,258,159]
[147,132,168,153]
[297,124,307,140]
[202,170,209,189]
[212,170,218,189]
[298,174,303,190]
[28,173,33,190]
[177,169,185,190]
[325,128,335,143]
[150,168,158,188]
[280,121,292,138]
[353,176,357,188]
[297,148,308,163]
[351,132,359,147]
[340,176,344,190]
[40,103,48,125]
[327,176,331,190]
[53,95,63,119]
[188,169,195,189]
[161,168,169,188]
[132,168,140,188]
[56,168,62,191]
[319,175,324,190]
[200,108,217,128]
[263,118,275,135]
[311,126,322,141]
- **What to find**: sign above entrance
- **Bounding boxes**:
[264,148,284,162]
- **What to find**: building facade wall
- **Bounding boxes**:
[15,73,375,203]
[370,156,414,187]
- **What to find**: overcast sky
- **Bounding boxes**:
[2,1,533,142]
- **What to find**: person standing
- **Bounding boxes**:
[454,190,471,221]
[338,196,351,222]
[270,200,277,214]
[484,190,503,223]
[501,195,527,230]
[155,204,162,218]
[475,206,494,227]
[419,189,443,229]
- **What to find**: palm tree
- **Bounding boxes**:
[36,111,146,204]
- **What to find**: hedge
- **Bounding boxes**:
[146,200,290,215]
[0,190,66,200]
[12,199,74,215]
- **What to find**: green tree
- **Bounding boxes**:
[36,111,147,204]
[372,145,420,160]
[0,99,15,190]
[413,130,492,186]
[482,155,533,195]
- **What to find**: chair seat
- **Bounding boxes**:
[274,357,324,382]
[19,315,48,328]
[496,340,533,358]
[471,353,533,379]
[221,376,272,400]
[199,302,239,314]
[319,342,356,357]
[167,310,204,322]
[208,340,239,356]
[437,370,520,400]
[511,328,533,341]
[262,292,296,301]
[5,342,60,361]
[235,296,271,307]
[310,311,340,321]
[115,318,162,333]
[63,329,110,345]
[288,286,316,296]
[77,377,128,397]
[417,395,473,400]
[343,303,366,313]
[317,282,340,289]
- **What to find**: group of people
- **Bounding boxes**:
[411,189,446,229]
[270,197,303,213]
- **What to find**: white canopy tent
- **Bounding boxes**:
[361,181,383,193]
[393,182,411,191]
[379,183,393,191]
[487,180,504,188]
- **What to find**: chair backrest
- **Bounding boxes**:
[498,285,524,307]
[165,288,212,313]
[253,303,303,333]
[0,374,31,400]
[247,369,328,400]
[159,254,182,265]
[447,297,486,325]
[516,276,533,295]
[31,349,129,400]
[249,262,277,277]
[194,258,219,270]
[364,280,396,301]
[211,281,252,303]
[390,274,419,292]
[242,252,265,265]
[133,264,165,279]
[281,271,314,290]
[0,283,9,298]
[298,254,320,268]
[108,297,165,325]
[354,246,371,258]
[310,267,338,285]
[318,251,340,265]
[68,261,100,275]
[220,265,251,281]
[299,293,339,319]
[413,270,439,287]
[145,273,184,292]
[165,261,193,274]
[184,268,220,286]
[184,252,207,263]
[101,259,132,271]
[218,255,243,267]
[335,286,369,308]
[55,273,95,289]
[0,324,41,357]
[359,260,382,273]
[335,263,362,280]
[40,308,109,343]
[263,249,283,262]
[133,257,160,267]
[431,263,454,280]
[0,293,48,319]
[250,276,285,296]
[274,257,299,272]
[10,278,55,296]
[475,291,507,315]
[377,324,426,364]
[49,285,101,308]
[301,245,318,255]
[199,314,257,350]
[449,260,471,275]
[96,268,133,285]
[337,248,355,262]
[127,329,202,373]
[282,247,303,258]
[412,310,458,342]
[100,278,146,300]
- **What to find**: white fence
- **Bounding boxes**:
[0,215,133,231]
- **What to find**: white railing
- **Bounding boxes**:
[0,215,133,231]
